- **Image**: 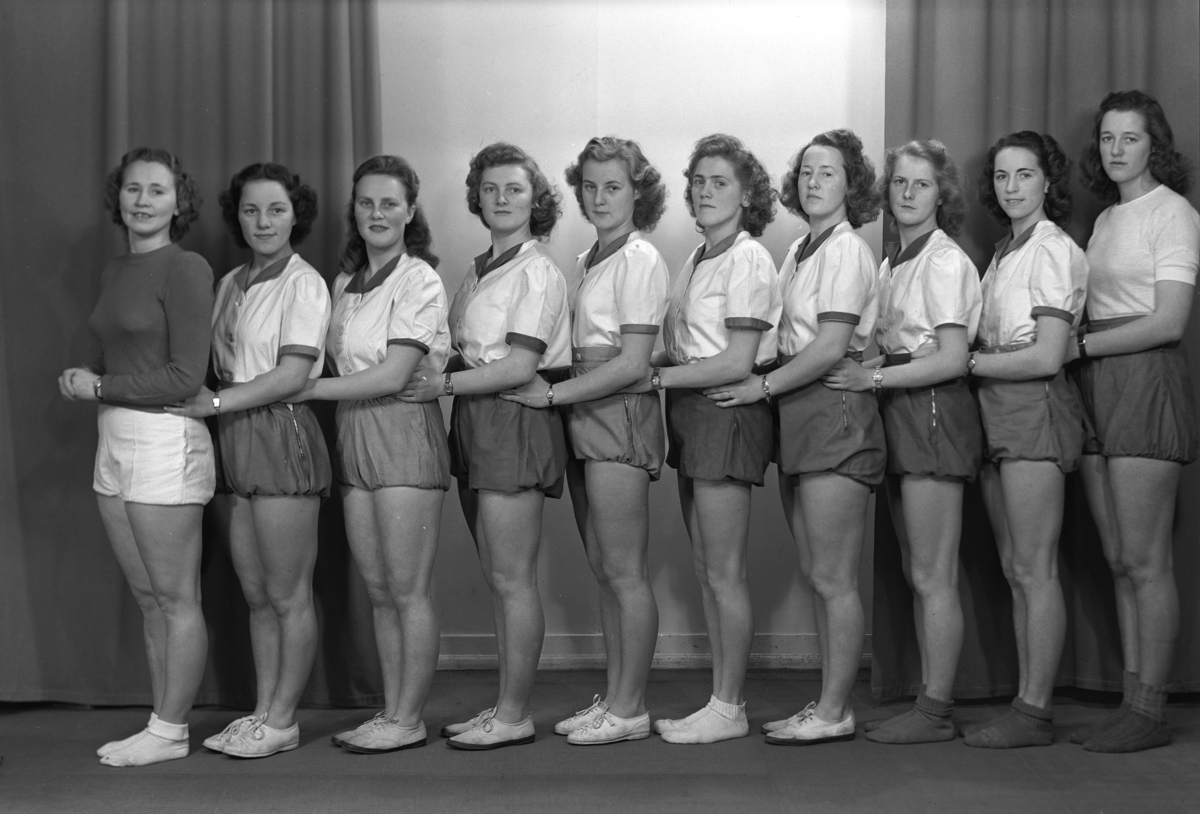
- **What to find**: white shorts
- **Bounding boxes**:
[93,404,216,505]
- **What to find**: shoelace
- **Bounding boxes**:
[473,709,499,732]
[218,714,261,742]
[787,702,817,727]
[364,712,396,731]
[588,712,616,730]
[568,695,605,724]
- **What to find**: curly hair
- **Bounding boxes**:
[564,136,667,232]
[682,134,777,237]
[877,139,967,237]
[780,129,880,229]
[465,142,561,237]
[339,155,439,276]
[976,131,1073,228]
[1079,89,1192,204]
[218,163,319,249]
[103,147,202,242]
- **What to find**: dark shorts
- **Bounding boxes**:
[976,370,1084,473]
[216,402,332,498]
[567,392,664,480]
[449,393,567,497]
[880,377,983,481]
[336,396,451,491]
[774,380,886,487]
[1075,343,1199,464]
[666,387,773,486]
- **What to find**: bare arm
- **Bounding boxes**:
[502,333,655,408]
[1067,280,1194,361]
[298,344,427,402]
[658,329,762,390]
[705,321,853,407]
[824,324,969,392]
[972,315,1070,380]
[398,345,542,401]
[164,353,314,417]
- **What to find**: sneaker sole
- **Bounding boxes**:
[764,731,856,746]
[567,730,651,746]
[759,723,788,735]
[203,740,228,754]
[225,742,300,759]
[341,737,428,755]
[447,734,535,751]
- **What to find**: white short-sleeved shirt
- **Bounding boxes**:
[1085,185,1200,320]
[572,231,670,349]
[978,220,1088,349]
[327,252,451,383]
[778,222,880,356]
[449,238,571,370]
[663,231,781,367]
[212,253,331,382]
[876,229,981,354]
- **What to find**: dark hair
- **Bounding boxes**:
[465,142,561,237]
[683,133,777,237]
[103,147,202,242]
[877,139,967,237]
[339,155,439,276]
[780,129,880,229]
[1080,89,1192,203]
[977,131,1073,227]
[218,162,318,249]
[565,136,667,232]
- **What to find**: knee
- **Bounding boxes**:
[264,584,313,618]
[150,586,201,619]
[807,570,856,604]
[389,578,434,613]
[602,566,650,599]
[909,568,953,601]
[488,568,536,600]
[700,563,746,597]
[1120,552,1170,586]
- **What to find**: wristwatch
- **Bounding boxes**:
[93,378,103,400]
[871,368,884,391]
[443,372,455,396]
[967,352,978,374]
[212,394,221,413]
[760,375,771,401]
[546,383,555,406]
[650,367,662,390]
[1077,335,1089,358]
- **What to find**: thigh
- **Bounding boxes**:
[250,495,320,597]
[342,485,387,589]
[372,486,444,594]
[796,473,869,585]
[998,459,1065,571]
[584,460,650,575]
[123,501,206,601]
[899,475,964,582]
[97,495,153,599]
[1107,456,1181,571]
[566,456,590,545]
[476,488,545,581]
[690,478,752,578]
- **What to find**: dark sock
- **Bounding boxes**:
[963,698,1053,748]
[1083,709,1171,753]
[1130,682,1167,724]
[1070,670,1136,744]
[865,686,924,733]
[865,694,954,744]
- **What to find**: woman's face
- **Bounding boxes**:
[888,154,940,231]
[1099,109,1153,187]
[238,180,296,262]
[354,173,413,255]
[690,156,747,236]
[119,160,178,243]
[993,146,1047,226]
[479,164,534,237]
[581,159,637,236]
[797,144,848,224]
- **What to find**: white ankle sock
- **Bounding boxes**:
[708,698,745,720]
[661,703,749,744]
[100,718,189,767]
[97,712,159,758]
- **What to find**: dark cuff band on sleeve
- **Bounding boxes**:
[1030,306,1075,323]
[816,311,861,325]
[724,317,772,331]
[278,344,319,361]
[387,337,431,354]
[505,332,549,354]
[619,323,661,335]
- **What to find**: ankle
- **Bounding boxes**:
[708,697,745,720]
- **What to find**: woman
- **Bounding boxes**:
[650,133,781,745]
[167,162,331,759]
[713,130,885,745]
[964,132,1088,748]
[501,137,669,745]
[292,156,450,754]
[1068,90,1199,753]
[400,142,570,750]
[824,139,982,744]
[58,147,214,767]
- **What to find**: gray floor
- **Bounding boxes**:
[3,669,1198,814]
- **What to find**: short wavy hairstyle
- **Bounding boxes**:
[218,162,319,249]
[564,136,667,232]
[1079,89,1192,204]
[103,146,202,242]
[976,131,1073,228]
[682,133,777,237]
[340,155,439,276]
[465,142,561,237]
[877,139,967,237]
[780,129,880,229]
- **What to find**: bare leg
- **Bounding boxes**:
[460,481,506,706]
[476,488,546,723]
[567,459,620,702]
[583,460,657,718]
[884,475,928,685]
[1079,454,1137,671]
[979,463,1028,697]
[677,475,724,695]
[225,494,277,719]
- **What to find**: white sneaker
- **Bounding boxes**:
[554,695,608,735]
[440,707,496,739]
[340,718,426,754]
[764,705,855,745]
[203,715,260,753]
[331,712,386,748]
[567,711,651,745]
[760,701,816,735]
[224,720,300,758]
[660,704,749,744]
[447,715,535,750]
